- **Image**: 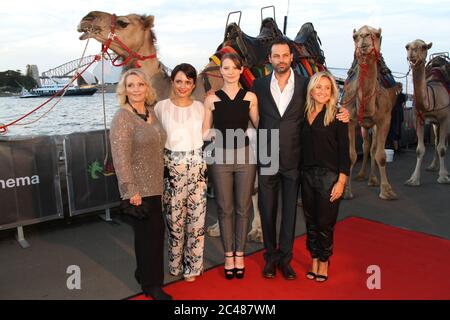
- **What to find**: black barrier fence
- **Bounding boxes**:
[0,135,63,230]
[64,130,120,216]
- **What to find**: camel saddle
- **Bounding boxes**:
[222,18,326,69]
[223,17,283,66]
[292,22,325,64]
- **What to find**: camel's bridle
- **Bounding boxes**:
[101,14,157,68]
[341,33,381,125]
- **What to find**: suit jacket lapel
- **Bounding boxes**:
[265,73,281,118]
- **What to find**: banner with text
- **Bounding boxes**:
[0,136,63,229]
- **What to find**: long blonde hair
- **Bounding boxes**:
[305,71,339,126]
[116,68,156,106]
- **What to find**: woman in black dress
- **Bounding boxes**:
[300,71,350,282]
[203,53,259,280]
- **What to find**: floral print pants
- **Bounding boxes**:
[163,148,207,278]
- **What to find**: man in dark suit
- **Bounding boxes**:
[253,38,348,280]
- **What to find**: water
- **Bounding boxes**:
[0,93,120,137]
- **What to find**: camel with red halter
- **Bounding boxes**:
[342,26,400,200]
[77,12,224,101]
[404,39,450,185]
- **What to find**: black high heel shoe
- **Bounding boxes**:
[234,253,245,279]
[224,254,235,280]
[306,259,318,280]
[315,260,331,283]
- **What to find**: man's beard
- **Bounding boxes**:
[274,64,290,74]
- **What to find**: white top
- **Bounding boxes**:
[154,99,204,152]
[270,68,295,117]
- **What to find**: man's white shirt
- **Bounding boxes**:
[270,68,295,117]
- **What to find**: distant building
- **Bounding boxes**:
[26,65,41,87]
[92,62,121,84]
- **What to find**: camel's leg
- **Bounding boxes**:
[247,176,263,243]
[426,123,440,171]
[375,121,398,200]
[247,193,263,243]
[344,121,357,199]
[368,126,379,187]
[405,119,426,186]
[355,127,370,181]
[436,121,450,183]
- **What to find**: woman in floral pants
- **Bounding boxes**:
[154,63,208,282]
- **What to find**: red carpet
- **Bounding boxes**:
[131,217,450,300]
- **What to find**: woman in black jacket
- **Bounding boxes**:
[300,71,350,282]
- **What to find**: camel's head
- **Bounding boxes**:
[405,39,432,66]
[353,26,382,57]
[77,11,156,58]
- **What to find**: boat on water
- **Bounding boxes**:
[20,84,97,98]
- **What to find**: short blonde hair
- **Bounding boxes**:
[305,71,339,126]
[116,68,156,106]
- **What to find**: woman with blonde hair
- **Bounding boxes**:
[110,68,171,299]
[300,71,350,282]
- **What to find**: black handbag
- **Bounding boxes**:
[120,199,152,220]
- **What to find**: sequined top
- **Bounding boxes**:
[110,107,167,200]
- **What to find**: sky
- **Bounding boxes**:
[1,0,449,85]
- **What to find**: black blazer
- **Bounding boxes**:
[252,72,309,172]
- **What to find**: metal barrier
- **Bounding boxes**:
[63,130,120,218]
[0,135,64,247]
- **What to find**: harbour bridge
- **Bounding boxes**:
[29,53,120,86]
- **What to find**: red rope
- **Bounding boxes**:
[0,55,101,134]
[357,61,368,124]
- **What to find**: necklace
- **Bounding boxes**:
[129,102,150,122]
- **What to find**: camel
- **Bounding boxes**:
[342,26,400,200]
[77,11,222,101]
[404,39,450,185]
[77,11,264,242]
